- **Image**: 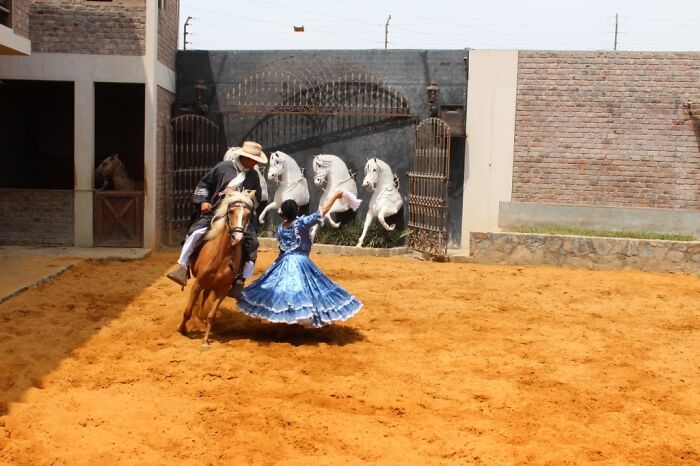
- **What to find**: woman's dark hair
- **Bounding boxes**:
[280,199,299,222]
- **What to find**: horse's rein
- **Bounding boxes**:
[224,201,252,243]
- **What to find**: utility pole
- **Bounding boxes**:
[184,16,192,50]
[384,14,391,49]
[614,13,618,51]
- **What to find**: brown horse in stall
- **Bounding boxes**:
[177,189,256,346]
[95,153,136,191]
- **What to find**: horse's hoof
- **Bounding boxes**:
[355,243,363,248]
[201,341,210,349]
[177,324,188,335]
[387,224,396,231]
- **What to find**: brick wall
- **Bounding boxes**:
[157,0,178,69]
[29,0,146,55]
[0,189,73,246]
[12,0,30,38]
[156,85,174,246]
[513,51,700,210]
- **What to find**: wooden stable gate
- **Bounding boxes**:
[408,118,451,258]
[168,114,222,242]
[94,191,144,247]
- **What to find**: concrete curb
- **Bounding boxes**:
[0,262,78,304]
[0,247,151,305]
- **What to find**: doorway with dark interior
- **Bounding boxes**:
[93,82,145,247]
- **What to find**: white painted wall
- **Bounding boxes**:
[74,81,95,247]
[461,50,519,251]
[0,24,31,55]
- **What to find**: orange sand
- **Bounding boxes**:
[0,250,699,465]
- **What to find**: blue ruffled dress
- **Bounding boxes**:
[237,210,362,328]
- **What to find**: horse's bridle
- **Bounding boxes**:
[225,201,253,243]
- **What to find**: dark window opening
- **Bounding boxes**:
[0,80,74,189]
[94,83,145,190]
[0,0,12,28]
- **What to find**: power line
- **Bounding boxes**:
[181,4,382,47]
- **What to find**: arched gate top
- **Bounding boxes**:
[221,55,412,117]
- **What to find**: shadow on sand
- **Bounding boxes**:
[0,256,171,416]
[183,311,365,347]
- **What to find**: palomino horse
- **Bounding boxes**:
[95,153,136,190]
[259,150,310,223]
[312,154,358,228]
[177,190,255,346]
[356,158,403,248]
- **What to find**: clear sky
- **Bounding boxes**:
[179,0,700,51]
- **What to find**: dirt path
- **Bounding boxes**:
[0,251,699,465]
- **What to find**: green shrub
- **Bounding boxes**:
[257,217,411,248]
[314,220,410,248]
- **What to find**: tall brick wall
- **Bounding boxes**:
[12,0,30,38]
[29,0,146,55]
[156,85,174,246]
[157,0,178,69]
[0,189,73,246]
[513,51,700,210]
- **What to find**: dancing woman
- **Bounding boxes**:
[237,190,363,328]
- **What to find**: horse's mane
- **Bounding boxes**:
[313,154,337,168]
[204,191,254,241]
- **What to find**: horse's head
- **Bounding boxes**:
[96,153,121,178]
[267,151,286,182]
[221,190,256,245]
[362,158,380,191]
[312,155,331,187]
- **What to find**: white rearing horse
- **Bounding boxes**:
[357,158,403,248]
[312,154,358,228]
[259,151,310,223]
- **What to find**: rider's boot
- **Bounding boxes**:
[227,277,244,299]
[227,260,254,299]
[166,264,188,286]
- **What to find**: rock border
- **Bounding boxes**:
[470,232,700,275]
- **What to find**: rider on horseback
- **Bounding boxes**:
[166,141,267,298]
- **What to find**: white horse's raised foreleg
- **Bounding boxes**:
[378,207,397,231]
[259,202,277,223]
[356,212,374,248]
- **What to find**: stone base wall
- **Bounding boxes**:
[470,232,700,275]
[0,189,74,246]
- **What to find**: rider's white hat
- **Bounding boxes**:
[229,141,267,164]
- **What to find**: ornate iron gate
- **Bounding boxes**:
[408,118,451,258]
[219,55,413,152]
[169,114,221,241]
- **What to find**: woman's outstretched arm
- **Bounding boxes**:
[320,190,344,217]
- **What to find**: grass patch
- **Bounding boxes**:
[514,226,696,242]
[314,220,410,248]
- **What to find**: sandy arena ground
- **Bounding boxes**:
[0,250,698,465]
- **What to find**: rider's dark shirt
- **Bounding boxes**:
[188,161,262,235]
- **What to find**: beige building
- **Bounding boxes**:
[0,0,178,248]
